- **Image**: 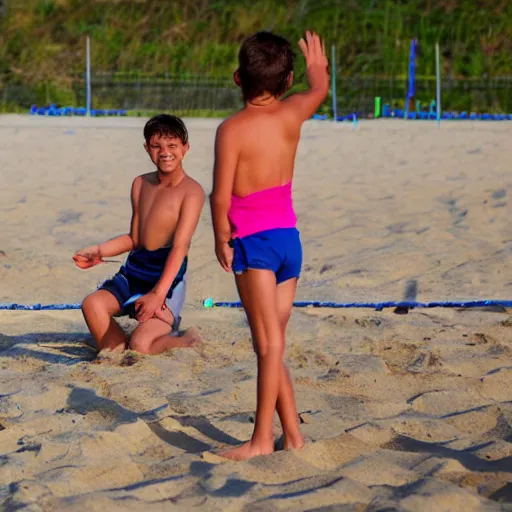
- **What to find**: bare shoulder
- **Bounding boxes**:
[135,171,158,188]
[216,111,244,137]
[130,173,146,199]
[182,175,205,201]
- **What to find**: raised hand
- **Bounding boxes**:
[298,30,328,76]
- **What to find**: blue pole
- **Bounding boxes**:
[436,42,441,126]
[331,44,337,121]
[405,38,417,119]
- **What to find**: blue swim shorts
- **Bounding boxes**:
[231,228,302,284]
[98,250,187,331]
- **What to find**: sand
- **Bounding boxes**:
[0,114,511,511]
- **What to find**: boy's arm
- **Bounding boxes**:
[73,177,140,267]
[282,31,329,121]
[210,121,238,271]
[135,186,205,323]
[99,176,141,256]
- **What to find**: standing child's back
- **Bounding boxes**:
[210,31,329,461]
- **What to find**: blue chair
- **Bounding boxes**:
[47,105,60,116]
[29,105,38,115]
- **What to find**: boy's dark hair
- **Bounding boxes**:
[144,114,188,145]
[238,31,295,101]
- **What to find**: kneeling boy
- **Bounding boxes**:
[73,114,205,354]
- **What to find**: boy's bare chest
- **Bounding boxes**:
[138,187,181,226]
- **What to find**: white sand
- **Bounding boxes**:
[0,115,511,510]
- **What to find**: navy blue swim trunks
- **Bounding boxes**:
[98,246,187,326]
[231,228,302,284]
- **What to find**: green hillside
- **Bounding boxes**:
[1,0,511,112]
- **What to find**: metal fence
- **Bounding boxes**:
[333,75,512,117]
[1,73,512,116]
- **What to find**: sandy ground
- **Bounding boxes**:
[0,115,511,511]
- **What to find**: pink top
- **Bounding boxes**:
[228,182,297,239]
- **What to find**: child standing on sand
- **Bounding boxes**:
[74,114,205,355]
[210,31,329,460]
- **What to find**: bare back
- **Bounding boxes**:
[228,103,301,198]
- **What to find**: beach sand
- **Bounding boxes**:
[0,115,511,511]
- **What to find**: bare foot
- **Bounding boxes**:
[101,340,126,353]
[284,433,305,451]
[168,328,202,349]
[219,439,274,461]
[96,346,126,365]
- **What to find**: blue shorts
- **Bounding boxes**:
[231,228,302,284]
[98,250,187,330]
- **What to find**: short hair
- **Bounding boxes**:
[143,114,188,145]
[238,31,295,101]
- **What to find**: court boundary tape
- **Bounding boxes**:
[0,299,510,312]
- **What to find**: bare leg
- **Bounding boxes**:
[275,278,304,450]
[81,290,126,352]
[220,270,283,461]
[130,316,200,355]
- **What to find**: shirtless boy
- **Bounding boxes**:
[210,31,329,460]
[74,114,205,355]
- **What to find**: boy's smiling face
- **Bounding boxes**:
[145,134,189,174]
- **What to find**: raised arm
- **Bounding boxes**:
[210,120,238,271]
[283,31,330,121]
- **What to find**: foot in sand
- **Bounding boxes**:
[167,327,202,349]
[131,327,202,355]
[95,347,126,365]
[284,433,305,451]
[274,433,306,452]
[219,438,274,461]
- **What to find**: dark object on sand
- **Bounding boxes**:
[394,280,418,315]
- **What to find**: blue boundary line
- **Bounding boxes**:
[212,300,512,311]
[1,300,510,312]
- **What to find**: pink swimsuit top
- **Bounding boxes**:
[228,182,297,239]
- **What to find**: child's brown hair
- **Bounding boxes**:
[237,31,296,101]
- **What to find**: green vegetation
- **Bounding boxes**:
[1,0,511,112]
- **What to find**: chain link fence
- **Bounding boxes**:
[1,73,512,116]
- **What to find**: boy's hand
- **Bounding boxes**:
[298,31,328,80]
[135,291,165,323]
[72,246,103,269]
[215,240,233,273]
[153,303,174,326]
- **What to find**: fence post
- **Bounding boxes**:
[331,44,337,121]
[436,42,441,126]
[86,36,91,116]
